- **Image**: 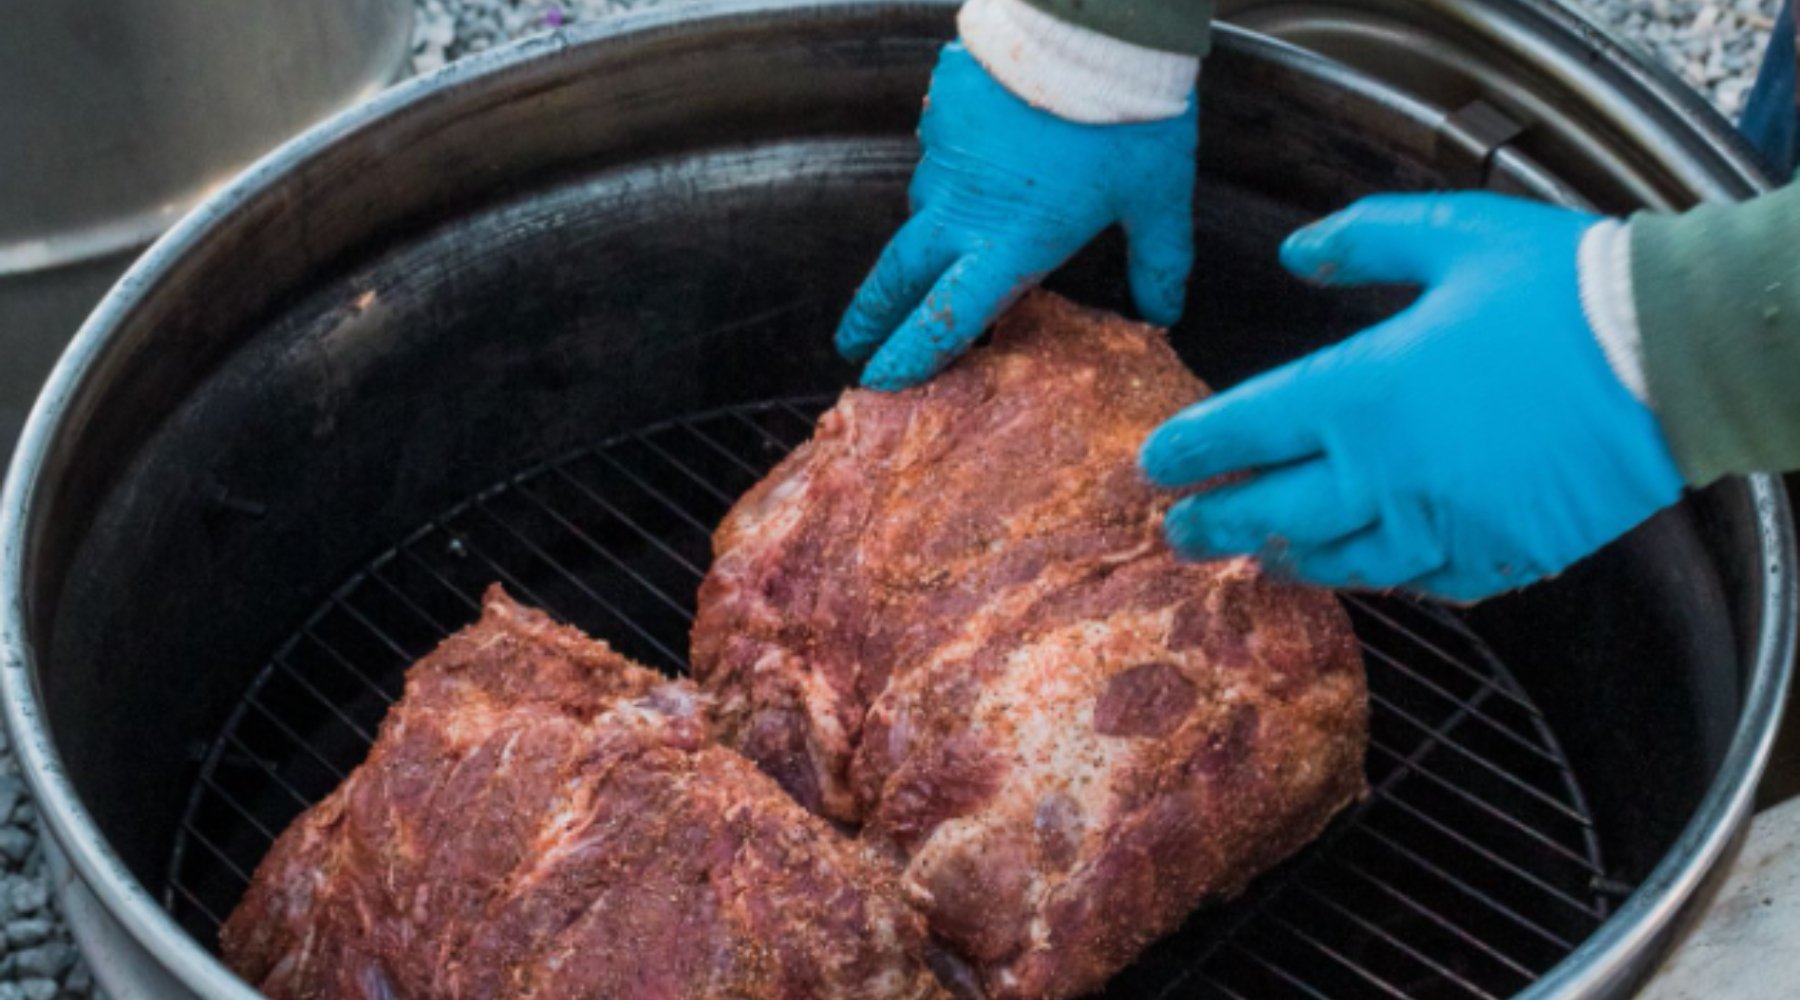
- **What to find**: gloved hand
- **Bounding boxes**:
[1140,192,1685,602]
[836,42,1199,390]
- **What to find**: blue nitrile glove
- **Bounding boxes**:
[835,42,1199,390]
[1140,192,1685,603]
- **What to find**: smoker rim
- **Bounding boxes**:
[0,1,1793,997]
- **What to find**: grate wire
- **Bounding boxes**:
[165,398,1613,999]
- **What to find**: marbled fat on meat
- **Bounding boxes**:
[693,291,1369,1000]
[222,586,947,1000]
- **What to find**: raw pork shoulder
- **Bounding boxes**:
[222,586,947,1000]
[692,291,1369,999]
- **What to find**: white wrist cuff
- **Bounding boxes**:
[958,0,1199,125]
[1578,220,1651,405]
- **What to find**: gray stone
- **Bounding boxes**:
[12,943,74,980]
[1574,0,1784,116]
[15,981,52,1000]
[0,827,34,864]
[0,777,25,833]
[8,879,48,917]
[5,916,52,948]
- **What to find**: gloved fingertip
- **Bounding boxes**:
[860,336,943,391]
[1158,494,1222,557]
[831,318,867,361]
[1137,431,1180,486]
[1139,421,1209,487]
[1135,289,1186,329]
[1162,517,1214,562]
[859,361,926,393]
[1124,206,1195,327]
[1130,266,1188,327]
[1278,226,1343,283]
[833,316,875,364]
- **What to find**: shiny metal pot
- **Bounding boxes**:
[0,0,414,459]
[0,1,1791,997]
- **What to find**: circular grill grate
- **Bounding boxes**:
[167,398,1617,1000]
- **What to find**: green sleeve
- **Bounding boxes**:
[1018,0,1213,57]
[1629,180,1800,485]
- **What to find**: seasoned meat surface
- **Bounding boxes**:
[222,586,947,1000]
[693,291,1369,999]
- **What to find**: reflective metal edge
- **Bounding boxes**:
[1517,476,1797,999]
[1220,0,1769,206]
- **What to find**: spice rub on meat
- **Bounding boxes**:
[693,291,1369,1000]
[222,586,947,1000]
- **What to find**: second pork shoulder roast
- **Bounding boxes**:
[223,587,948,1000]
[693,291,1370,1000]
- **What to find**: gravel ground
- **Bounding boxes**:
[0,0,1782,995]
[408,0,698,73]
[1592,0,1781,119]
[409,0,1782,115]
[0,727,90,1000]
